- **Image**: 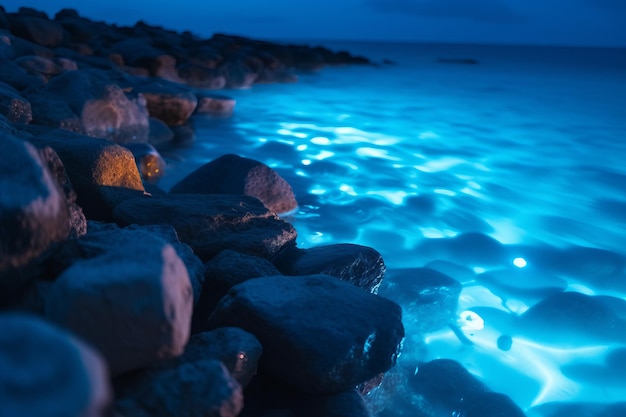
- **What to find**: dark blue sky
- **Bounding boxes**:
[3,0,625,47]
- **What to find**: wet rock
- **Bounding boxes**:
[170,153,298,215]
[192,249,282,333]
[113,193,297,261]
[194,93,236,116]
[178,62,227,89]
[111,38,182,82]
[379,268,462,335]
[8,14,65,47]
[0,58,46,90]
[0,135,70,305]
[0,81,32,123]
[132,78,198,126]
[293,389,372,417]
[182,328,263,387]
[115,359,243,417]
[45,238,193,376]
[124,142,166,182]
[20,126,145,221]
[0,313,111,417]
[13,54,61,79]
[273,243,386,293]
[207,274,404,394]
[24,93,83,132]
[147,117,175,147]
[219,58,258,89]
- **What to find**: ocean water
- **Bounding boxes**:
[158,42,626,416]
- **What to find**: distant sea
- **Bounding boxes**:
[159,42,626,416]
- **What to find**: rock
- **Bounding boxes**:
[0,313,111,417]
[379,268,462,335]
[182,328,263,387]
[292,389,372,417]
[113,193,297,261]
[0,81,32,123]
[194,93,236,116]
[273,243,386,293]
[111,38,182,82]
[207,274,405,394]
[170,154,298,215]
[178,62,227,89]
[24,92,83,132]
[147,117,175,147]
[115,359,243,417]
[13,54,61,79]
[192,249,282,333]
[8,14,65,47]
[124,142,166,182]
[0,135,70,306]
[45,238,193,376]
[132,78,198,126]
[0,58,45,91]
[219,58,258,89]
[20,126,146,221]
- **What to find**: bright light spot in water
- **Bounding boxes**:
[296,144,308,151]
[339,184,357,196]
[311,150,335,160]
[277,139,295,145]
[467,181,482,189]
[338,113,351,121]
[310,136,331,145]
[277,128,291,136]
[414,157,467,172]
[310,187,327,195]
[257,137,267,143]
[420,228,458,239]
[356,147,400,160]
[473,267,486,274]
[301,159,312,166]
[277,128,306,138]
[418,131,440,139]
[513,257,527,268]
[434,189,456,196]
[295,170,307,177]
[461,187,484,198]
[345,163,359,170]
[365,190,407,205]
[459,310,485,331]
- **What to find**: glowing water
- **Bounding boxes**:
[159,42,626,415]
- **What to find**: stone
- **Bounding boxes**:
[8,14,65,47]
[113,193,297,261]
[13,54,61,79]
[147,117,175,147]
[115,359,243,417]
[273,243,386,293]
[218,58,258,89]
[0,81,32,123]
[192,249,282,333]
[178,62,227,89]
[0,313,111,417]
[207,274,405,394]
[170,154,298,215]
[0,135,70,306]
[292,390,372,417]
[24,93,83,132]
[124,142,166,182]
[0,58,45,91]
[132,78,198,126]
[182,328,263,387]
[194,93,236,116]
[45,238,193,376]
[20,126,146,221]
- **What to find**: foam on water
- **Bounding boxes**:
[159,42,626,415]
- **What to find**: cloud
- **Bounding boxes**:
[366,0,527,23]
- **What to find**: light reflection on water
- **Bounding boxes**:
[158,42,626,415]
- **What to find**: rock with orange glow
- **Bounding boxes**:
[272,243,386,294]
[20,125,146,221]
[194,93,235,116]
[45,237,193,376]
[0,135,70,306]
[170,154,298,215]
[124,142,166,182]
[131,77,198,126]
[113,193,297,261]
[207,274,404,394]
[0,313,111,417]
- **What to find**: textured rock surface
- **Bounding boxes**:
[208,274,404,394]
[45,239,193,376]
[0,313,111,417]
[113,193,297,261]
[170,154,298,215]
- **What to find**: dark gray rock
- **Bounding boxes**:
[0,313,111,417]
[178,62,226,89]
[113,193,297,261]
[218,58,258,89]
[292,389,372,417]
[19,126,146,221]
[182,328,263,387]
[1,135,70,305]
[0,81,32,123]
[192,249,282,333]
[13,54,61,79]
[273,243,386,294]
[24,92,83,132]
[8,14,65,47]
[170,154,298,215]
[194,93,235,116]
[45,237,193,376]
[147,117,174,147]
[115,359,243,417]
[131,78,198,126]
[0,58,45,91]
[207,274,404,394]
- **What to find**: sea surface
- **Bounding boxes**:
[158,42,626,416]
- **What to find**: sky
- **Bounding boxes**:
[2,0,625,47]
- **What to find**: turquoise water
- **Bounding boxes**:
[159,42,626,415]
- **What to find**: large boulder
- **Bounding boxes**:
[113,193,297,261]
[0,134,70,305]
[0,81,32,123]
[45,238,193,376]
[207,274,405,394]
[131,78,198,126]
[8,14,65,47]
[170,154,298,215]
[0,313,111,417]
[273,243,386,293]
